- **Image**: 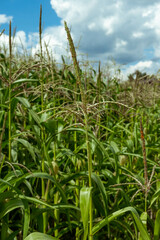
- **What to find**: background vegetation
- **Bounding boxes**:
[0,8,160,240]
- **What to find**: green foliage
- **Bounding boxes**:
[92,207,150,240]
[80,187,92,240]
[24,232,58,240]
[0,11,160,240]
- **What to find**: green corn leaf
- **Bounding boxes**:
[139,212,147,240]
[109,141,120,154]
[60,171,87,186]
[15,97,31,109]
[22,200,30,239]
[19,194,79,211]
[42,119,58,135]
[154,209,160,240]
[67,127,109,159]
[113,123,132,135]
[6,230,20,240]
[91,119,114,133]
[150,174,160,208]
[1,215,8,240]
[92,207,150,240]
[80,187,92,240]
[12,79,39,85]
[0,199,24,219]
[91,173,108,216]
[29,109,41,127]
[140,212,147,227]
[150,189,160,207]
[24,232,58,240]
[26,171,78,232]
[0,104,9,109]
[26,172,68,206]
[0,190,15,202]
[0,177,24,194]
[16,138,36,161]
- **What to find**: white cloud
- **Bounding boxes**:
[0,31,30,54]
[133,32,144,38]
[145,5,160,35]
[49,0,160,76]
[51,0,97,23]
[116,39,127,49]
[14,31,27,47]
[102,17,115,35]
[0,14,13,24]
[0,33,9,48]
[30,25,68,61]
[122,60,160,79]
[142,9,152,17]
[0,26,67,62]
[127,61,153,73]
[28,33,39,47]
[88,22,96,31]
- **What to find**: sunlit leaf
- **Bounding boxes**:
[16,97,31,109]
[24,232,58,240]
[80,187,92,240]
[92,207,150,240]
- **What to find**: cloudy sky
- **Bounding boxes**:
[1,0,160,77]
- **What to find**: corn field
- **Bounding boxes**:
[0,7,160,240]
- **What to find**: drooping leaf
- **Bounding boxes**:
[92,207,150,240]
[91,173,108,216]
[24,232,58,240]
[13,79,39,85]
[16,138,36,161]
[19,194,79,211]
[67,127,109,159]
[0,199,24,219]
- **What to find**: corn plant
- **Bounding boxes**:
[0,6,160,240]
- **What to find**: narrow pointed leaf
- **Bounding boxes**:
[0,199,24,219]
[16,97,31,109]
[29,109,41,127]
[22,200,30,239]
[19,194,79,211]
[13,79,39,85]
[92,207,150,240]
[91,173,108,215]
[154,209,160,240]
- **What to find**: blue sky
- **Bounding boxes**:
[1,0,160,78]
[1,0,61,34]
